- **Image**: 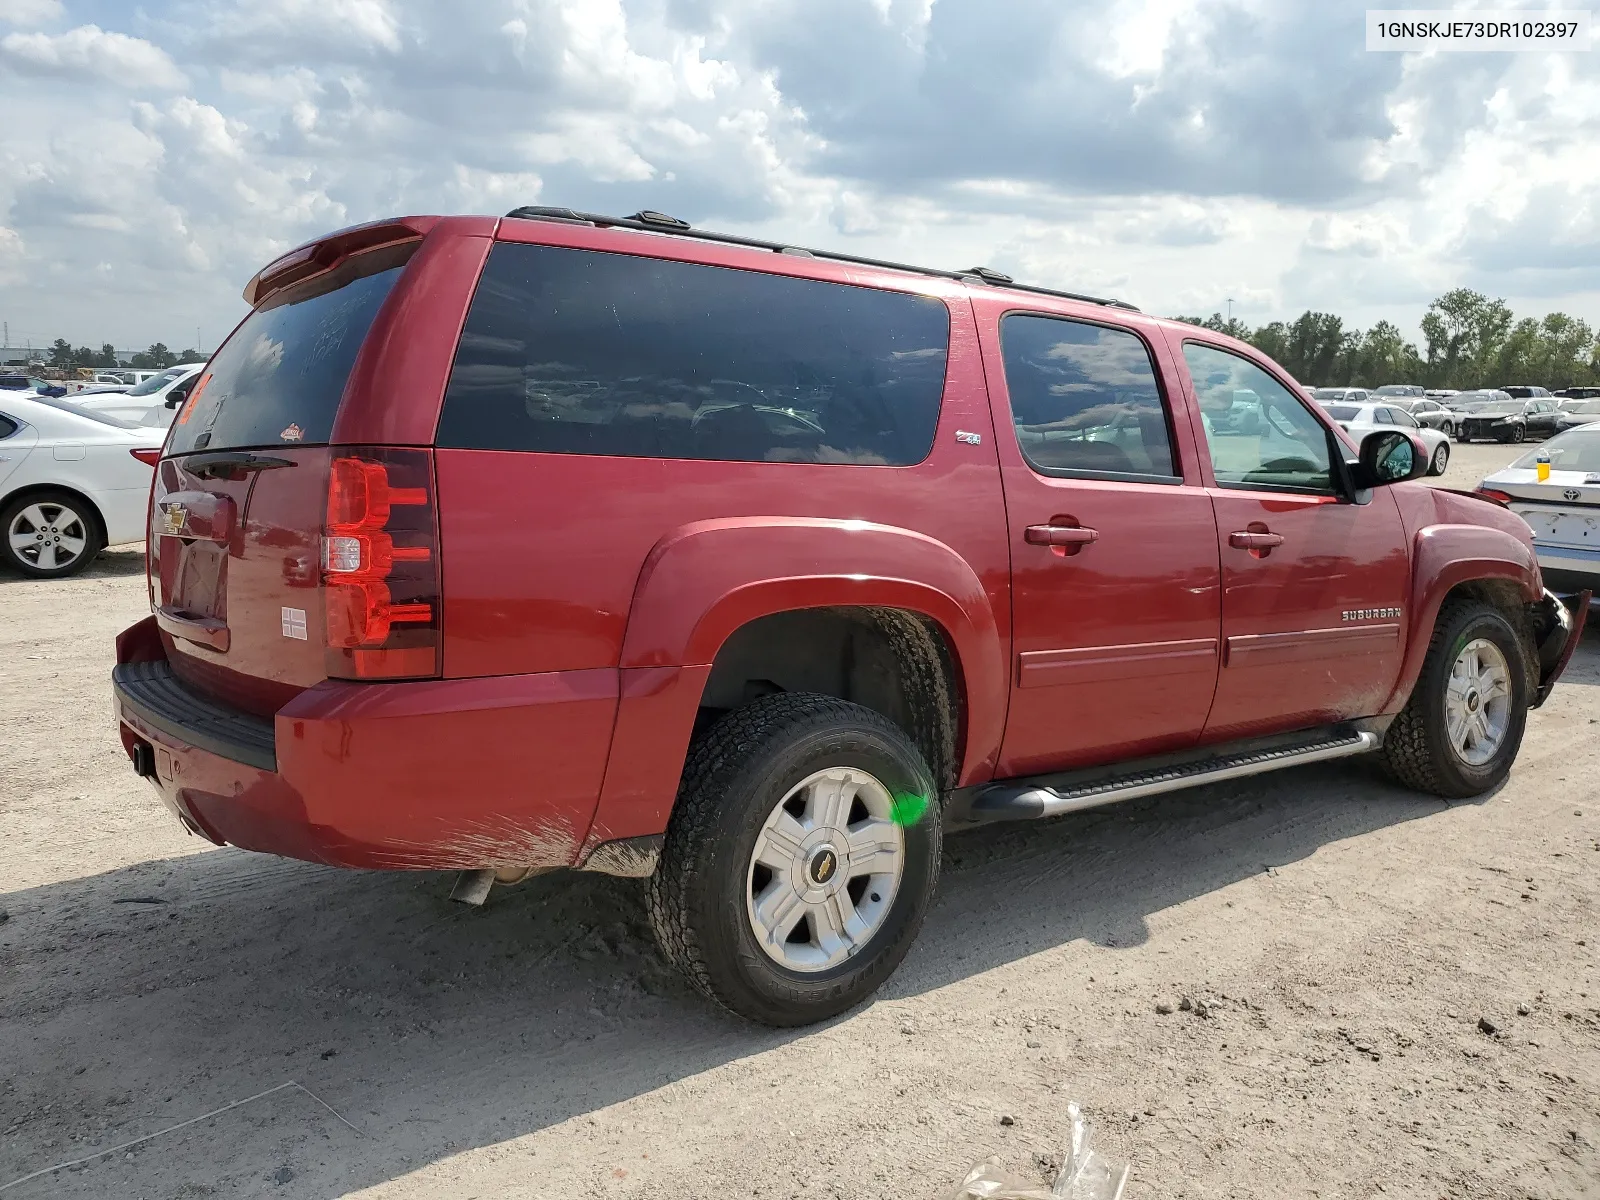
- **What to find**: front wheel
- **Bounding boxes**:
[1381,599,1531,799]
[647,693,942,1026]
[1,491,104,578]
[1429,441,1450,476]
[1510,424,1527,443]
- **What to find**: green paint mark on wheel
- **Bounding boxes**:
[890,791,929,827]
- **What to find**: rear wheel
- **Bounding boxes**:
[1382,599,1530,799]
[1429,442,1450,476]
[1441,421,1456,439]
[1,491,103,578]
[647,693,942,1026]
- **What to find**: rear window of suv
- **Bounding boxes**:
[167,243,413,455]
[436,243,951,465]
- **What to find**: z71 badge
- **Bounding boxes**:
[1342,607,1402,621]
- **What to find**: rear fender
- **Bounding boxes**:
[582,517,1006,855]
[1382,523,1541,714]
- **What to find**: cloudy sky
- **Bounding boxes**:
[0,0,1596,353]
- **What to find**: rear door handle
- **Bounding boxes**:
[1025,524,1099,548]
[1229,531,1285,550]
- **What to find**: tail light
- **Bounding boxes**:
[321,447,441,680]
[1476,487,1512,506]
[130,448,161,466]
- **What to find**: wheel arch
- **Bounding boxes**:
[1382,523,1541,714]
[578,517,1007,864]
[0,482,108,551]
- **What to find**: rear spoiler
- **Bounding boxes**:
[243,216,440,307]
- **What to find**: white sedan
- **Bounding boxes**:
[76,363,205,424]
[0,394,164,577]
[1319,400,1452,475]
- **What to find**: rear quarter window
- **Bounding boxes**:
[167,242,414,454]
[436,243,951,466]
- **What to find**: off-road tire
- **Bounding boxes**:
[1381,599,1531,799]
[647,692,942,1026]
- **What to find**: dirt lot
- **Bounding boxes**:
[3,440,1598,1199]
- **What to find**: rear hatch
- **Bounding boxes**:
[151,239,439,716]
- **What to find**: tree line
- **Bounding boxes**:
[1175,289,1599,391]
[44,339,203,372]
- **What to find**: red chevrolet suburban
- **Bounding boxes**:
[113,208,1587,1026]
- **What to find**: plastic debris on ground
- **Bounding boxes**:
[944,1102,1130,1200]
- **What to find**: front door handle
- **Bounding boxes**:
[1229,529,1285,553]
[1025,523,1099,553]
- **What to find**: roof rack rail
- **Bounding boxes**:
[501,206,1139,311]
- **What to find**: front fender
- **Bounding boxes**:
[1382,523,1540,714]
[581,517,1007,856]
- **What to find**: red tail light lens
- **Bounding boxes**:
[1476,488,1512,506]
[130,448,161,467]
[322,447,440,680]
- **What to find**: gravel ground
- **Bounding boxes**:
[2,440,1598,1199]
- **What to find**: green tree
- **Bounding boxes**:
[1174,313,1253,340]
[1420,289,1512,388]
[130,342,176,369]
[49,338,75,367]
[1278,312,1353,385]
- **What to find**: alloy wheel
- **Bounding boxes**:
[7,501,90,573]
[745,766,905,972]
[1444,637,1513,767]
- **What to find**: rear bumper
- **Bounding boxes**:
[113,625,620,870]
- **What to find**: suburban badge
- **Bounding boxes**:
[1342,607,1402,621]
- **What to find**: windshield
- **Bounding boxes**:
[168,244,413,455]
[127,367,187,397]
[1311,388,1350,400]
[1475,401,1524,415]
[1322,404,1362,420]
[1374,386,1416,396]
[1512,430,1600,472]
[29,396,140,428]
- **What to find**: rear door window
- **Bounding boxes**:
[997,314,1177,480]
[167,243,414,454]
[436,243,950,465]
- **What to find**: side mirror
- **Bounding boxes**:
[1354,429,1429,487]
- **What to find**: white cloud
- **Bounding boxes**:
[0,0,1597,352]
[0,25,186,89]
[0,0,61,27]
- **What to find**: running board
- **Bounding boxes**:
[969,730,1381,823]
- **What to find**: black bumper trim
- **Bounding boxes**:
[113,660,278,772]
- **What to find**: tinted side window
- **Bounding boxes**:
[998,315,1176,479]
[437,244,950,465]
[0,414,16,439]
[1183,342,1335,495]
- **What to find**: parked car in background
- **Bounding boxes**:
[1373,384,1426,400]
[1320,401,1452,474]
[1478,425,1600,598]
[0,373,68,398]
[1557,387,1600,405]
[0,394,163,577]
[1555,399,1600,432]
[1312,387,1371,404]
[76,364,205,424]
[1380,396,1459,438]
[1502,386,1555,401]
[1458,396,1562,443]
